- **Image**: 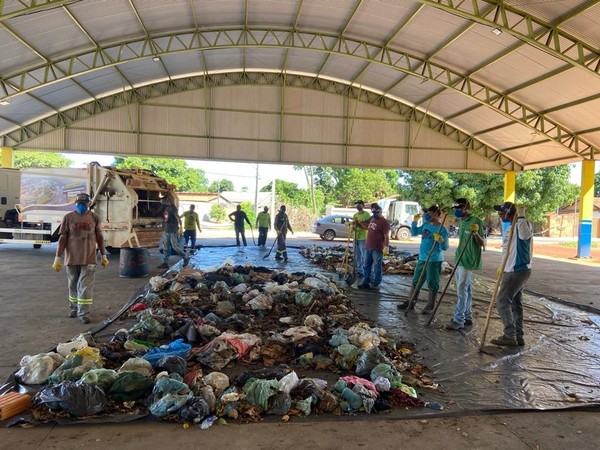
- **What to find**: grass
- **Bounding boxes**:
[560,241,599,248]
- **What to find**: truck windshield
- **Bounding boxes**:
[405,204,419,215]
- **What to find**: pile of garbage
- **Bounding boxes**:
[13,264,441,427]
[299,245,452,276]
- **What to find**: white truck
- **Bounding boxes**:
[0,163,176,251]
[325,198,420,241]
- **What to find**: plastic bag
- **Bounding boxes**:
[180,396,210,423]
[56,336,88,358]
[129,316,165,341]
[15,352,65,385]
[119,357,153,376]
[294,291,314,307]
[48,353,102,383]
[150,391,192,417]
[304,314,323,330]
[266,391,291,415]
[37,381,107,417]
[143,339,191,365]
[155,356,187,377]
[354,346,392,378]
[203,372,230,395]
[243,378,279,409]
[278,371,300,394]
[79,369,118,390]
[246,294,273,310]
[370,363,401,384]
[106,372,154,401]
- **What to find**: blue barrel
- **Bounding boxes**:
[119,247,150,278]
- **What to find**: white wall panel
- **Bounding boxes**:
[281,143,344,165]
[211,140,280,162]
[141,135,208,159]
[212,110,279,140]
[284,88,344,116]
[17,128,65,150]
[283,116,345,143]
[149,89,207,107]
[66,130,137,154]
[212,85,280,112]
[140,105,205,135]
[75,105,138,132]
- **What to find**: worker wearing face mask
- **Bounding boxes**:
[352,200,372,279]
[357,203,390,290]
[52,193,108,324]
[398,205,448,312]
[445,198,485,330]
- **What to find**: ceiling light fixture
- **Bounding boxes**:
[152,56,160,62]
[491,27,502,36]
[0,98,10,106]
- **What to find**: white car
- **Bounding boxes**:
[311,215,353,241]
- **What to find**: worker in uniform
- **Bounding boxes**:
[445,198,485,329]
[158,194,189,269]
[180,204,202,253]
[491,202,533,347]
[398,205,448,312]
[52,193,108,324]
[255,206,271,247]
[274,205,293,261]
[352,200,372,279]
[228,204,252,246]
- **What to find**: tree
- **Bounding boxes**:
[398,166,578,224]
[209,203,227,222]
[313,167,396,206]
[595,171,600,197]
[3,151,73,168]
[113,157,208,192]
[208,179,234,193]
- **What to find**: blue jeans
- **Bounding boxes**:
[355,239,366,276]
[363,248,383,286]
[183,230,197,249]
[162,232,186,263]
[452,265,473,326]
[496,270,531,339]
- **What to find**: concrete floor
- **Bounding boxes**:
[0,231,598,449]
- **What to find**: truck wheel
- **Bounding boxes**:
[33,244,42,249]
[323,229,336,241]
[398,228,410,241]
[106,246,121,255]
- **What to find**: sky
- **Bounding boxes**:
[64,153,309,192]
[64,153,599,191]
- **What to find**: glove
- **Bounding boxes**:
[470,223,479,232]
[516,205,526,216]
[52,256,63,272]
[101,255,109,268]
[383,246,389,256]
[413,214,421,222]
[496,267,503,278]
[433,233,443,243]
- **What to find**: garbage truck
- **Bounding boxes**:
[0,163,176,251]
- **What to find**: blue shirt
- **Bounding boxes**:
[411,221,449,262]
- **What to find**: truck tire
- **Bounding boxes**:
[398,228,410,241]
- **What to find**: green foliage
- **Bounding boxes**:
[239,201,256,225]
[261,180,325,213]
[313,167,396,206]
[113,157,208,192]
[6,151,73,168]
[398,166,578,224]
[209,203,227,222]
[595,171,600,197]
[208,179,234,193]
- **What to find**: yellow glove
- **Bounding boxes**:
[101,255,109,268]
[470,223,479,232]
[413,214,421,222]
[433,233,443,243]
[496,267,503,278]
[383,246,389,256]
[52,256,63,272]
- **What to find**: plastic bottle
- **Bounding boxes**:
[200,415,218,430]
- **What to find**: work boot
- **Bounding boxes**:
[68,310,77,318]
[445,321,464,331]
[516,336,525,346]
[397,286,418,310]
[490,335,518,347]
[183,257,190,267]
[157,262,169,269]
[79,316,90,324]
[421,291,437,314]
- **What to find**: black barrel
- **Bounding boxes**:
[119,247,150,278]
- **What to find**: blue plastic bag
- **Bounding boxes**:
[143,339,191,366]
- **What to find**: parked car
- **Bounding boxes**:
[312,215,353,241]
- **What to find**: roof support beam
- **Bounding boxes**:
[0,0,78,22]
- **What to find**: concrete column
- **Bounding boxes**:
[576,160,594,258]
[502,171,516,234]
[1,146,14,168]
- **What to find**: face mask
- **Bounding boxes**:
[423,212,432,222]
[357,205,363,211]
[372,211,381,218]
[454,209,464,218]
[76,203,88,214]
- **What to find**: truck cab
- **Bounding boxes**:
[375,198,420,241]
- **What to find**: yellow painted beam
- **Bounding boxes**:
[576,160,594,258]
[503,171,516,203]
[1,146,14,168]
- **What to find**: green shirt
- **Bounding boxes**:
[256,211,271,228]
[352,210,372,240]
[181,210,201,231]
[455,215,484,270]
